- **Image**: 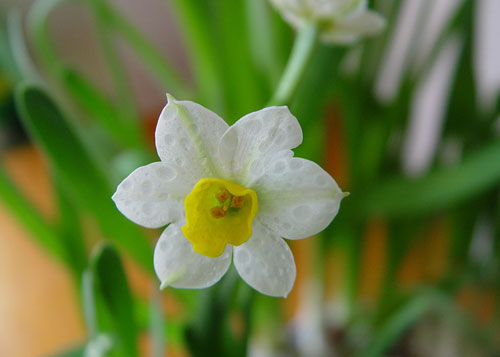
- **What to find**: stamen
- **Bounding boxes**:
[210,206,227,218]
[231,196,244,208]
[182,177,259,257]
[216,188,230,203]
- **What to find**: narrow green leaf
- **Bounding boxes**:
[55,344,86,357]
[61,68,143,148]
[0,16,20,82]
[245,0,284,88]
[6,9,41,82]
[82,270,99,339]
[212,0,264,121]
[0,165,67,264]
[362,141,500,217]
[91,242,138,357]
[14,84,153,272]
[54,176,87,283]
[96,0,190,98]
[185,268,239,357]
[169,0,224,109]
[362,294,433,357]
[149,289,166,357]
[88,0,141,135]
[28,0,66,75]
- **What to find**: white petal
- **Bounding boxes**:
[253,157,344,239]
[234,223,296,297]
[218,106,302,185]
[154,222,232,289]
[112,162,190,228]
[155,95,229,178]
[323,10,386,44]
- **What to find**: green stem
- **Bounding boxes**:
[268,23,319,106]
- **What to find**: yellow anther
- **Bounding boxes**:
[231,196,244,208]
[210,206,227,218]
[182,178,258,257]
[216,188,230,203]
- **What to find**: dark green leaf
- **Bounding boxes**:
[91,242,138,357]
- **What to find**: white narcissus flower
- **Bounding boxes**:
[113,95,346,297]
[269,0,386,44]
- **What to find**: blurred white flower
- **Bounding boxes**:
[269,0,386,44]
[113,95,345,297]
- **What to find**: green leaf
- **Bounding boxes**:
[95,0,190,98]
[6,9,40,82]
[0,17,19,82]
[362,293,434,357]
[54,344,86,357]
[82,270,99,339]
[0,165,67,265]
[149,290,166,357]
[14,84,153,272]
[61,68,144,148]
[169,0,224,109]
[91,242,138,357]
[185,268,239,357]
[245,0,286,88]
[212,0,264,121]
[54,176,87,283]
[361,140,500,217]
[88,0,142,142]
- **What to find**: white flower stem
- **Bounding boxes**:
[268,23,320,106]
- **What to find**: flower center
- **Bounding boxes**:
[182,178,258,257]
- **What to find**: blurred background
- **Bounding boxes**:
[1,0,500,356]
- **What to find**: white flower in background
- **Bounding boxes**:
[269,0,386,44]
[113,95,345,297]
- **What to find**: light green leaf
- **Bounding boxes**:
[362,141,500,217]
